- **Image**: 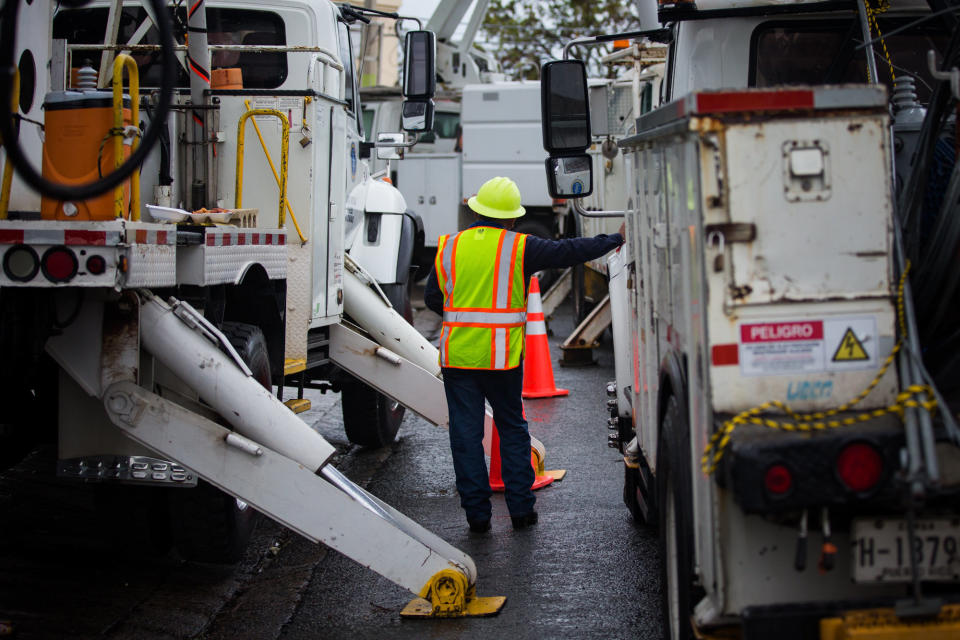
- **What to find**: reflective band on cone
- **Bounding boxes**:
[488,420,556,492]
[522,275,569,398]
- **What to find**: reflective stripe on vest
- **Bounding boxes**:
[435,227,527,370]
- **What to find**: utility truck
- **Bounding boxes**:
[541,0,960,637]
[362,0,577,275]
[0,0,513,617]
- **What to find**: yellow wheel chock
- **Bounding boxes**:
[400,569,505,618]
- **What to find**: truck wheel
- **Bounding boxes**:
[657,395,697,640]
[169,321,267,564]
[341,381,404,448]
[339,282,408,448]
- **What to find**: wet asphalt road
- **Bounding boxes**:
[0,298,662,639]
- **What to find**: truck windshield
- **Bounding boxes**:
[750,19,947,105]
[417,111,460,144]
[52,6,288,89]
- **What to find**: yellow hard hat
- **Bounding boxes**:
[467,177,526,219]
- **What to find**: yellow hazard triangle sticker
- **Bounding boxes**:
[832,328,869,361]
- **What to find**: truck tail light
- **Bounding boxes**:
[41,246,79,282]
[85,254,106,275]
[3,245,40,281]
[836,442,883,493]
[764,463,793,495]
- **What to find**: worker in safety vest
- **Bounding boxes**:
[424,176,623,532]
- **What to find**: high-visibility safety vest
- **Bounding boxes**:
[435,226,528,369]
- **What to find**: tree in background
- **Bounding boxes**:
[481,0,643,79]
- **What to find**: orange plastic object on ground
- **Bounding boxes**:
[522,275,569,398]
[488,422,555,492]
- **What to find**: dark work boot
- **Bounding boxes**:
[468,518,491,533]
[510,511,538,530]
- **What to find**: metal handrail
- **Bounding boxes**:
[67,43,344,72]
[242,99,307,244]
[112,54,140,220]
[235,109,290,229]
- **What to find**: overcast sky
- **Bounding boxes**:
[399,0,443,24]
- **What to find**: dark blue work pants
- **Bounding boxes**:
[442,365,536,522]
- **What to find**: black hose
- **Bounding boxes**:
[0,0,176,201]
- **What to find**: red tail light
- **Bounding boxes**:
[85,254,106,275]
[764,463,793,495]
[42,246,78,282]
[836,442,883,493]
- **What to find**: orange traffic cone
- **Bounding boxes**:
[489,421,556,492]
[522,275,569,398]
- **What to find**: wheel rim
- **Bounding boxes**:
[665,474,681,640]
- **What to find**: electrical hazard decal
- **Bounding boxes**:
[832,328,869,362]
[739,316,878,377]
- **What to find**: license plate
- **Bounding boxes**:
[852,517,960,583]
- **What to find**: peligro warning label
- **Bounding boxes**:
[739,317,878,377]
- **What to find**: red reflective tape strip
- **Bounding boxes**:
[188,59,211,83]
[711,344,739,366]
[206,234,216,246]
[157,230,168,245]
[64,230,108,246]
[135,229,147,244]
[277,234,285,245]
[237,233,246,246]
[0,229,24,244]
[696,90,814,114]
[252,232,260,245]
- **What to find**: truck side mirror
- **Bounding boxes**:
[402,30,436,132]
[541,60,591,154]
[545,154,593,199]
[376,133,404,161]
[541,60,593,198]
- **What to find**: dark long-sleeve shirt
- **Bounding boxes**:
[424,221,623,315]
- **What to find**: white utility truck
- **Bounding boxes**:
[0,0,511,616]
[362,0,574,274]
[542,0,960,637]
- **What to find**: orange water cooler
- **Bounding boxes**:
[40,90,132,220]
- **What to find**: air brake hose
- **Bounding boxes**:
[0,0,176,201]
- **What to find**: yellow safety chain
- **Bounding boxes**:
[863,0,896,83]
[702,262,938,475]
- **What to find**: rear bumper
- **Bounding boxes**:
[739,601,960,640]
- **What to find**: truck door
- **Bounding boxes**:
[338,20,365,195]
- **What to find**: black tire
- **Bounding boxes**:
[168,321,267,564]
[340,283,408,448]
[341,381,405,448]
[657,395,697,640]
[623,463,648,525]
[515,218,558,291]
